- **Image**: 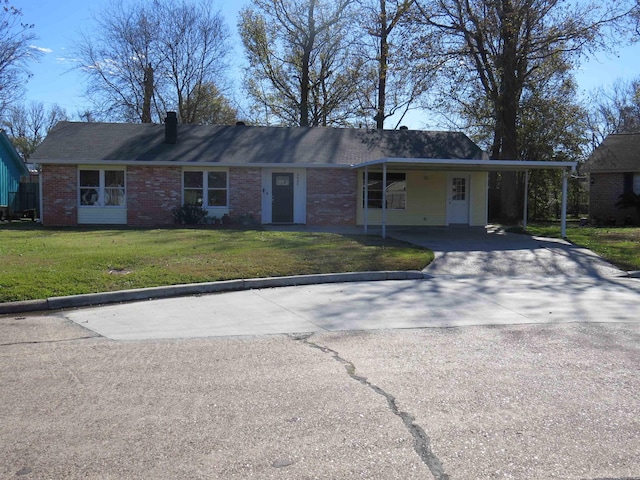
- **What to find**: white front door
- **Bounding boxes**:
[447,174,470,224]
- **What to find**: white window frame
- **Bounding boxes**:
[362,171,407,210]
[78,168,126,208]
[182,169,229,208]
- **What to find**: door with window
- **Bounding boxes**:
[272,173,294,223]
[447,174,470,224]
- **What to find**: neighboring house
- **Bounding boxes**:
[0,129,29,220]
[585,133,640,225]
[31,113,577,232]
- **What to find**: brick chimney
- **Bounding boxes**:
[165,111,177,144]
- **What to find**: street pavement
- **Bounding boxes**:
[2,226,640,479]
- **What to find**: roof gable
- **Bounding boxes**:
[31,122,488,165]
[586,133,640,173]
[0,130,29,176]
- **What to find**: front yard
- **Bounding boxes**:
[0,225,434,303]
[523,224,640,272]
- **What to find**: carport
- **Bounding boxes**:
[355,158,577,238]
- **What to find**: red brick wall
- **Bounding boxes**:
[41,165,77,226]
[229,167,262,220]
[306,168,357,226]
[127,166,181,227]
[589,173,639,225]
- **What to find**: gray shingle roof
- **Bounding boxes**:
[585,133,640,173]
[31,122,488,165]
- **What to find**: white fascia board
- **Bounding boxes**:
[35,159,353,169]
[353,157,577,171]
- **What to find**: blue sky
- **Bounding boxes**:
[13,0,640,129]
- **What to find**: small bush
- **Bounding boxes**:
[172,203,208,225]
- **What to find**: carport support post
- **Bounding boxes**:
[561,169,569,238]
[364,167,369,235]
[382,162,387,239]
[523,170,529,230]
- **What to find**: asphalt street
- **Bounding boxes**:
[2,227,640,479]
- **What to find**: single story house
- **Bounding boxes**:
[31,113,577,235]
[585,133,640,225]
[0,129,29,220]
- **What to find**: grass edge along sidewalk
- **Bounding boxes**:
[0,226,433,307]
[0,270,427,314]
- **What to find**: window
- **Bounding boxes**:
[452,177,466,201]
[79,169,125,207]
[363,172,406,209]
[634,173,640,194]
[183,171,228,207]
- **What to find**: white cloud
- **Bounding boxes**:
[30,45,53,54]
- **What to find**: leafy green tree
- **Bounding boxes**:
[414,0,636,221]
[239,0,359,127]
[184,83,237,125]
[357,0,432,129]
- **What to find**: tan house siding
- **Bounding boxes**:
[41,164,77,226]
[357,170,482,226]
[470,172,488,226]
[307,168,357,226]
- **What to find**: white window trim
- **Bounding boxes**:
[362,171,407,210]
[78,167,126,208]
[182,168,229,209]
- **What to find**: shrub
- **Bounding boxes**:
[172,203,208,225]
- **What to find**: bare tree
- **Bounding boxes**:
[239,0,359,127]
[76,0,231,124]
[1,102,68,160]
[0,1,41,111]
[414,0,637,221]
[588,77,640,147]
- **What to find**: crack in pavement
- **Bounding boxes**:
[292,333,449,480]
[0,335,98,347]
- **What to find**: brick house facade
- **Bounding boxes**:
[31,115,507,229]
[586,134,640,226]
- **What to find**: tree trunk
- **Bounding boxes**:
[495,0,522,222]
[142,65,154,124]
[376,0,388,130]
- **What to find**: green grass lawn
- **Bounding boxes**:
[0,225,434,303]
[521,223,640,272]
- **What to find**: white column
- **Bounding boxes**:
[364,167,369,235]
[561,169,568,238]
[523,170,529,230]
[382,162,387,239]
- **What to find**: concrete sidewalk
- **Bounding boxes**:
[61,275,640,340]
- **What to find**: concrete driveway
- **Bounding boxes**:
[387,225,625,277]
[53,226,639,341]
[3,227,640,479]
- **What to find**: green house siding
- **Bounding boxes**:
[0,132,28,207]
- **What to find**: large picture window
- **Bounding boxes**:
[183,171,228,207]
[79,169,125,207]
[363,172,406,209]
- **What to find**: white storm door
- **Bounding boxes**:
[447,174,470,224]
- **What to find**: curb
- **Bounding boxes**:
[0,271,426,315]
